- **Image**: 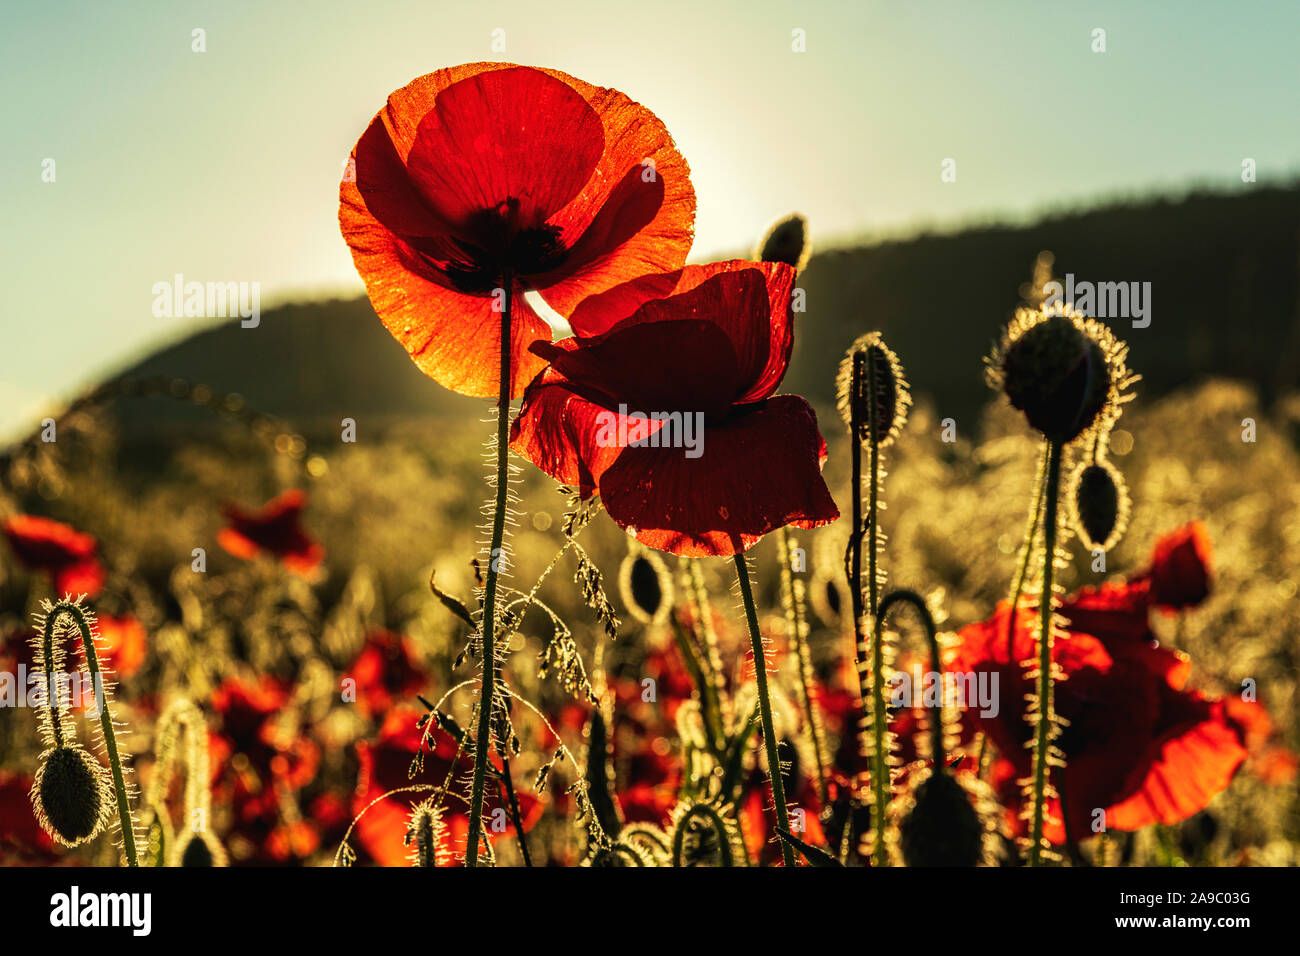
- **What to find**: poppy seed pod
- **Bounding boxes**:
[31,744,113,847]
[836,332,911,448]
[755,214,811,272]
[998,313,1110,443]
[618,548,673,625]
[1069,457,1130,552]
[893,769,988,868]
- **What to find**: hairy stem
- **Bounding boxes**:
[1007,438,1050,660]
[847,352,874,805]
[867,356,891,865]
[875,590,943,770]
[44,601,139,867]
[671,803,734,867]
[734,554,795,868]
[1029,438,1063,866]
[466,272,513,867]
[779,527,828,803]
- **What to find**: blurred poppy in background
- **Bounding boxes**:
[218,489,323,574]
[2,515,105,598]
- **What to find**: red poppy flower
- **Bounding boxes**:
[510,261,839,555]
[951,600,1247,844]
[339,62,696,399]
[344,630,428,719]
[210,675,322,863]
[79,615,147,680]
[1145,520,1213,612]
[2,514,105,598]
[217,489,323,574]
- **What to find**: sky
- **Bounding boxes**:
[2,0,1299,438]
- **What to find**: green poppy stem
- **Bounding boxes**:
[874,590,944,771]
[466,272,513,867]
[1028,438,1063,866]
[734,554,796,868]
[43,601,139,867]
[778,527,828,804]
[1007,438,1050,660]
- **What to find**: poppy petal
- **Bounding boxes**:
[568,262,796,403]
[598,395,838,556]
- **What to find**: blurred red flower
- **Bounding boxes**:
[510,262,838,555]
[210,675,322,863]
[2,514,105,598]
[951,524,1249,843]
[1146,520,1213,611]
[352,705,542,866]
[0,772,59,864]
[82,615,147,680]
[344,630,428,719]
[339,62,695,399]
[217,489,323,574]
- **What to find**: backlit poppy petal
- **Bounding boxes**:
[567,261,796,404]
[597,395,838,556]
[340,62,695,399]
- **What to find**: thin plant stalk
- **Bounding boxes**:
[874,590,943,770]
[466,270,513,867]
[779,527,828,803]
[846,353,874,794]
[1028,438,1063,866]
[1007,438,1050,659]
[734,554,796,868]
[44,601,139,866]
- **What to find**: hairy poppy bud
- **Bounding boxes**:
[892,768,998,867]
[998,313,1110,443]
[172,829,228,867]
[754,213,811,272]
[586,842,655,866]
[837,333,911,447]
[31,744,112,847]
[1069,458,1130,551]
[405,798,446,867]
[618,548,673,625]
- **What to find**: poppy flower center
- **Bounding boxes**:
[441,197,569,293]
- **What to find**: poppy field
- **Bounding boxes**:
[2,28,1299,907]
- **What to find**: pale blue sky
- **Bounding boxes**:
[3,0,1298,438]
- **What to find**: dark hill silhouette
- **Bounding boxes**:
[103,185,1300,442]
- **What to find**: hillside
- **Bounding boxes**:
[101,185,1300,442]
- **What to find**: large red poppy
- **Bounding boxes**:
[2,514,105,598]
[217,489,323,574]
[340,62,696,398]
[509,261,838,556]
[950,524,1249,844]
